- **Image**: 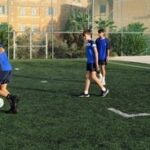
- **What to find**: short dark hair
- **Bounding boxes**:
[0,44,3,48]
[82,29,92,37]
[98,29,105,33]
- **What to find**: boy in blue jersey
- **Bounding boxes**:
[0,44,19,114]
[79,29,109,97]
[96,29,111,85]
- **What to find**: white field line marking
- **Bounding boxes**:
[110,62,150,70]
[14,68,20,71]
[108,108,150,118]
[41,80,48,83]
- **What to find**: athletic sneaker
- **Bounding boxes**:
[11,95,20,108]
[79,93,90,98]
[101,89,109,97]
[6,95,20,114]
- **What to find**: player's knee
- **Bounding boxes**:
[1,86,6,91]
[85,74,90,79]
[91,74,96,80]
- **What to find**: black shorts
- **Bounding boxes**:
[0,71,12,84]
[86,63,96,72]
[99,59,107,65]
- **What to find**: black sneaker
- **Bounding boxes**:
[7,95,20,113]
[101,89,109,97]
[11,95,20,108]
[79,93,90,98]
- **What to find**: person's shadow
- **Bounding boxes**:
[0,109,8,114]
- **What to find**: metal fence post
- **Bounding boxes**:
[46,33,48,59]
[7,0,10,58]
[13,31,16,59]
[92,0,95,32]
[30,31,32,59]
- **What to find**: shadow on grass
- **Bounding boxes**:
[14,74,83,83]
[10,85,74,97]
[0,110,6,114]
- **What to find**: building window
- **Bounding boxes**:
[100,4,106,14]
[0,6,7,15]
[31,25,38,32]
[47,7,55,15]
[20,7,26,16]
[31,8,37,16]
[20,24,26,32]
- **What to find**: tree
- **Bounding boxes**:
[110,22,148,56]
[64,9,91,47]
[16,28,31,59]
[95,18,116,31]
[65,10,91,32]
[0,23,13,49]
[62,10,91,58]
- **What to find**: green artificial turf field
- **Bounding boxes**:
[0,59,150,150]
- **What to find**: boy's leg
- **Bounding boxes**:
[0,84,19,113]
[101,65,106,85]
[84,72,91,94]
[0,84,10,97]
[91,71,109,97]
[79,72,91,97]
[0,84,13,111]
[91,71,106,91]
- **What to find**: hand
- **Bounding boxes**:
[106,56,109,62]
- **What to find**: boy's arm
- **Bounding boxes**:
[93,46,99,71]
[107,49,110,62]
[106,39,111,62]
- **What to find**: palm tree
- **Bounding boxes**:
[95,18,116,31]
[65,10,91,31]
[62,10,91,57]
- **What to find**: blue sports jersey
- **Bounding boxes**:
[95,38,110,60]
[85,40,96,64]
[0,51,12,71]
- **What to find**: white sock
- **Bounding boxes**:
[84,91,88,94]
[102,76,106,85]
[102,87,106,92]
[102,76,105,82]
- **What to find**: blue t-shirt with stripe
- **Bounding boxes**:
[95,38,110,60]
[0,51,12,71]
[85,40,96,64]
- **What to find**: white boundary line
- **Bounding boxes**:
[108,108,150,118]
[110,62,150,70]
[14,68,20,71]
[40,80,48,83]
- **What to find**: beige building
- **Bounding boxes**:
[94,0,150,32]
[1,0,149,32]
[113,0,150,31]
[94,0,112,20]
[0,0,88,32]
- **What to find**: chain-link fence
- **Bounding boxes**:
[0,0,149,59]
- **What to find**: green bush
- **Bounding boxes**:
[110,22,148,56]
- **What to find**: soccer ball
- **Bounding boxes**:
[0,98,4,108]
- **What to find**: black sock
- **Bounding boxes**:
[6,94,12,99]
